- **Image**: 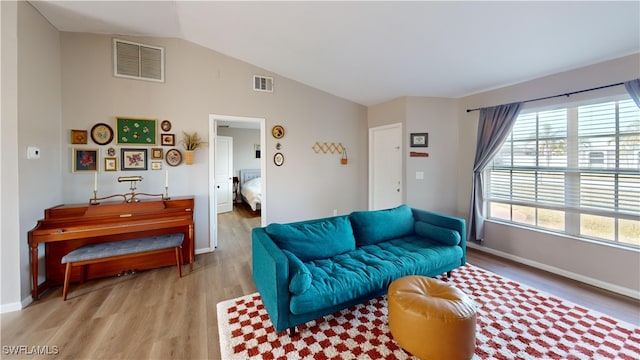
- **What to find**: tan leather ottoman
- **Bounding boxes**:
[388,275,477,359]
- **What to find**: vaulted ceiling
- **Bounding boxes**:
[30,1,640,106]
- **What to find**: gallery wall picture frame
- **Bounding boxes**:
[161,120,172,132]
[272,125,285,139]
[70,130,88,144]
[72,148,98,173]
[151,161,163,170]
[91,123,114,145]
[410,133,429,147]
[161,133,175,146]
[274,152,284,166]
[151,148,163,159]
[116,117,157,145]
[104,157,117,172]
[121,148,148,171]
[165,148,182,166]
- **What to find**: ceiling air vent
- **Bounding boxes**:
[114,39,164,82]
[253,75,274,92]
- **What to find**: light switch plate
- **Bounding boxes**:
[416,171,424,180]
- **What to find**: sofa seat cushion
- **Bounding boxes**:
[350,205,415,246]
[265,216,356,262]
[289,236,463,315]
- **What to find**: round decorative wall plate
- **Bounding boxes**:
[274,152,284,166]
[165,148,182,166]
[161,120,172,132]
[271,125,285,139]
[90,123,114,145]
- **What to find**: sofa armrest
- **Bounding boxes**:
[252,227,291,333]
[411,208,467,265]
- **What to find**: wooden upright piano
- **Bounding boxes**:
[28,196,194,299]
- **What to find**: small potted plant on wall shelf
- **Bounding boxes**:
[180,131,207,165]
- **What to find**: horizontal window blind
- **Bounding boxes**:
[486,98,640,247]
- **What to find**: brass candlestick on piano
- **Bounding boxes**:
[91,190,100,205]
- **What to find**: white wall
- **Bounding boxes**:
[405,97,459,215]
[1,0,22,312]
[456,54,640,296]
[58,33,368,235]
[217,127,261,176]
[367,97,461,216]
[18,1,63,303]
[367,97,405,129]
[1,2,63,311]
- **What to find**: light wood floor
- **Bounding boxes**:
[1,204,638,359]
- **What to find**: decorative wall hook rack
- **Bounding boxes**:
[312,142,345,155]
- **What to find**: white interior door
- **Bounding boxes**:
[369,123,403,210]
[215,136,233,213]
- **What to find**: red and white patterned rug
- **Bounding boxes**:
[217,264,639,359]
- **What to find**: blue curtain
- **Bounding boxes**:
[624,79,640,108]
[468,103,523,243]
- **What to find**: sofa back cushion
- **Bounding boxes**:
[349,204,415,246]
[265,216,356,262]
[415,221,461,246]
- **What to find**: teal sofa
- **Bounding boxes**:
[252,205,466,334]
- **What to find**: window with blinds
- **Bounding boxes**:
[486,97,640,247]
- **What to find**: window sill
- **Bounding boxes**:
[484,218,640,253]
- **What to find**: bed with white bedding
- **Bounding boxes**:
[239,169,261,211]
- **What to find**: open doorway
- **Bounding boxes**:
[209,114,266,250]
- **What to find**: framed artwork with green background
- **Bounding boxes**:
[116,117,157,145]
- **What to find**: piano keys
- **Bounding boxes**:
[28,196,194,299]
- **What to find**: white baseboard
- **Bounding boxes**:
[467,242,640,300]
[195,247,214,255]
[0,301,22,314]
[0,292,35,314]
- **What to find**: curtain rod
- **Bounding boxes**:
[465,81,625,113]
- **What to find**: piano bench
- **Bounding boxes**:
[61,234,184,301]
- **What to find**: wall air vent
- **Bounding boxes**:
[253,75,274,92]
[113,39,164,82]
